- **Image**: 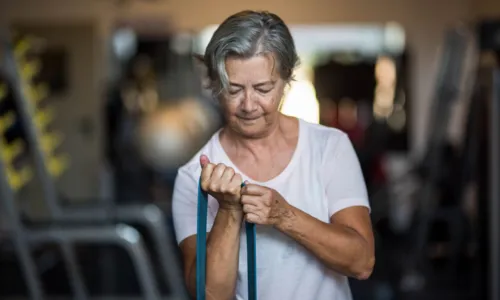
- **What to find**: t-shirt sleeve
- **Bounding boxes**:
[172,166,215,245]
[322,132,370,218]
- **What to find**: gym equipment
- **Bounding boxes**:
[132,34,221,172]
[1,30,187,299]
[1,30,160,300]
[197,182,257,300]
[403,26,471,288]
[477,19,500,300]
[136,97,220,170]
[368,26,473,291]
[488,69,500,300]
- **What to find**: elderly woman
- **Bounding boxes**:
[172,10,375,300]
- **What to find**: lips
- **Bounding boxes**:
[238,116,260,121]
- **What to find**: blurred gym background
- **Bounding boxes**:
[0,0,499,299]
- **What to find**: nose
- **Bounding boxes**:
[241,90,257,113]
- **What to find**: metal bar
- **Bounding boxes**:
[0,152,44,299]
[117,205,188,299]
[412,27,468,271]
[27,224,162,300]
[61,241,89,300]
[0,34,62,218]
[0,31,44,300]
[123,229,162,300]
[489,68,500,300]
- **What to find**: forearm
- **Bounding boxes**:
[276,205,374,279]
[187,208,243,299]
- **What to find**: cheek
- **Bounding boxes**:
[220,98,240,115]
[262,90,284,111]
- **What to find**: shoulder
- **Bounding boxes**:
[300,119,351,159]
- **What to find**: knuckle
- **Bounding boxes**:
[219,185,228,193]
[209,183,219,192]
[204,163,214,172]
[229,187,239,195]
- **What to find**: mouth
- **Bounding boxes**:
[238,116,260,122]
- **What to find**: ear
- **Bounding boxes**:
[192,53,204,64]
[192,53,207,76]
[192,54,211,89]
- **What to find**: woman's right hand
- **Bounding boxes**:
[200,154,243,210]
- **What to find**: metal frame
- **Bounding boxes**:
[0,146,44,300]
[0,142,163,299]
[59,204,187,299]
[489,68,500,300]
[0,30,188,300]
[1,29,188,299]
[27,224,162,300]
[399,28,470,291]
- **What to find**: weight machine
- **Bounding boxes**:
[0,28,189,299]
[477,19,500,300]
[488,68,500,300]
[379,21,500,300]
[400,26,471,287]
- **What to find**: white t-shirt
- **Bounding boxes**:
[172,118,370,300]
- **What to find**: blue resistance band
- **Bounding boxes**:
[196,181,257,300]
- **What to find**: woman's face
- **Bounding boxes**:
[220,54,286,138]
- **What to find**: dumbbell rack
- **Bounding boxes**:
[1,33,66,218]
[0,30,46,300]
[0,29,158,300]
[1,28,191,300]
[0,119,43,300]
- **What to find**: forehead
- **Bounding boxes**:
[225,54,278,83]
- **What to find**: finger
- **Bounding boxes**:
[200,163,215,190]
[225,172,243,197]
[199,154,210,168]
[241,194,261,206]
[219,167,235,192]
[210,163,227,181]
[245,213,261,224]
[230,173,243,190]
[241,183,267,196]
[242,204,260,214]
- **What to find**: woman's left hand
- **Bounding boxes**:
[240,183,292,226]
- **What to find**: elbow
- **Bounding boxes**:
[352,254,375,280]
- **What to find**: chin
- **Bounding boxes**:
[231,121,267,138]
[237,126,264,137]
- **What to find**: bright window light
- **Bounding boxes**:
[281,79,320,124]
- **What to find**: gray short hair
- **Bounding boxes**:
[203,10,300,95]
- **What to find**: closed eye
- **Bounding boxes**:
[228,89,242,95]
[256,88,272,94]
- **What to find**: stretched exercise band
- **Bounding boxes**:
[196,181,257,300]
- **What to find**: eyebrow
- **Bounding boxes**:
[229,81,275,88]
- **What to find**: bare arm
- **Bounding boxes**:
[180,207,243,300]
[276,205,374,279]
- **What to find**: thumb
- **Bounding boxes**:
[200,154,210,168]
